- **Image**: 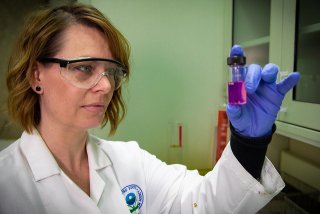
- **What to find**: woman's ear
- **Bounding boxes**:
[31,62,43,94]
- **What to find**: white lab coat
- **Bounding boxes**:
[0,130,284,214]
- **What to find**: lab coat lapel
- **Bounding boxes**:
[20,130,102,214]
[20,130,60,181]
[96,167,131,213]
[87,137,130,213]
[35,174,102,214]
[20,131,130,213]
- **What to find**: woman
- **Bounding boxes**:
[0,3,300,214]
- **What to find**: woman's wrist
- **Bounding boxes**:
[229,123,276,180]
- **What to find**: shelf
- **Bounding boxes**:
[275,121,320,148]
[238,36,269,48]
[300,22,320,35]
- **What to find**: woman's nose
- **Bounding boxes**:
[91,74,114,93]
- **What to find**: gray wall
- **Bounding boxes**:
[0,0,46,138]
[0,0,74,139]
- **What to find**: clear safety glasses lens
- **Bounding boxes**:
[61,61,124,90]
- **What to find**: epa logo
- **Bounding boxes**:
[121,184,144,213]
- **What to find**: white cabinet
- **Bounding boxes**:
[233,0,320,146]
[233,0,270,66]
[271,0,320,147]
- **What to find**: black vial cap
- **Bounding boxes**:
[227,56,246,66]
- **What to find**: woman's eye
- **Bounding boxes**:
[74,65,93,73]
[106,67,116,75]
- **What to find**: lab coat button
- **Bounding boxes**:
[193,202,198,208]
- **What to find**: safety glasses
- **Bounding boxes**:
[38,57,127,90]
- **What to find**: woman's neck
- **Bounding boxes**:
[37,121,88,169]
[36,121,91,195]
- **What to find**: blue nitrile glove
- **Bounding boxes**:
[226,45,300,137]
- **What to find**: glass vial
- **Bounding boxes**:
[227,55,247,105]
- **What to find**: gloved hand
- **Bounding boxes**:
[226,45,300,137]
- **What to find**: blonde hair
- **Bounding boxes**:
[6,3,130,135]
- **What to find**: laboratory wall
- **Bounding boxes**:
[84,0,232,170]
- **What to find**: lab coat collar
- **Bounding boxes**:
[87,135,111,170]
[20,130,115,205]
[20,130,112,182]
[86,137,130,213]
[86,135,112,204]
[20,129,60,182]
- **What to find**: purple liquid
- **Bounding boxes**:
[228,81,246,105]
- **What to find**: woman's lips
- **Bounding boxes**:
[81,103,106,113]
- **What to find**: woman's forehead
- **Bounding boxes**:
[57,24,112,59]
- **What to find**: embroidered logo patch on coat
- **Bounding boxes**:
[121,184,144,213]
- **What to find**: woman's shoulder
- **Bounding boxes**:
[88,135,143,161]
[0,139,21,164]
[0,139,27,183]
[90,135,140,151]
